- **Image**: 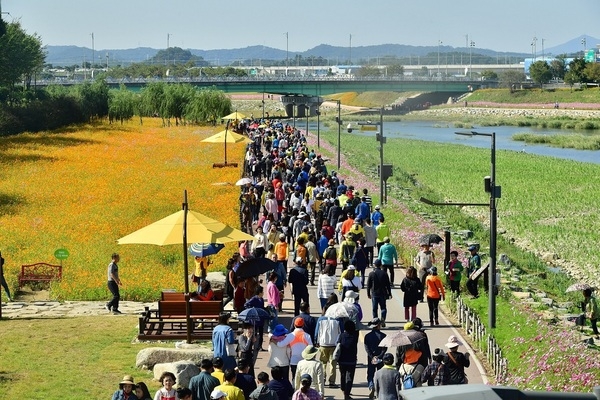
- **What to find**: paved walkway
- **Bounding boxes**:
[1,267,489,400]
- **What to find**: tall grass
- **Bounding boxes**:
[0,119,245,301]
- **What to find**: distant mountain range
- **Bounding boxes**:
[44,35,598,67]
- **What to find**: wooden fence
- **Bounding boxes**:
[447,297,508,382]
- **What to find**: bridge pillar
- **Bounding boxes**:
[296,104,307,118]
[285,103,295,118]
[281,95,323,118]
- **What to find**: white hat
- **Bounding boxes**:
[211,389,228,399]
[347,265,356,270]
[445,335,463,349]
[345,290,359,299]
[295,256,304,263]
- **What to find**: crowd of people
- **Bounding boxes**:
[109,119,484,399]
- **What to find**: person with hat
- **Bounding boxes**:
[111,375,136,400]
[314,301,342,388]
[373,353,401,400]
[443,335,470,384]
[288,256,309,316]
[421,348,447,386]
[189,359,220,400]
[367,259,392,326]
[415,244,435,301]
[466,245,481,298]
[294,345,324,396]
[343,289,363,323]
[214,369,245,400]
[371,205,384,228]
[339,265,362,299]
[425,266,445,327]
[292,374,322,400]
[267,324,292,381]
[209,389,227,400]
[277,317,313,380]
[364,318,388,398]
[377,237,398,286]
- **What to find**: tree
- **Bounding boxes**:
[0,21,44,89]
[568,58,588,84]
[481,70,498,80]
[563,70,579,90]
[549,55,567,80]
[355,65,381,77]
[499,70,526,92]
[387,62,404,77]
[584,63,600,87]
[185,86,231,125]
[108,85,135,124]
[529,61,552,88]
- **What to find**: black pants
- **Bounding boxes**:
[107,280,120,311]
[427,296,441,324]
[309,262,317,284]
[450,280,460,296]
[466,277,479,297]
[339,363,356,396]
[293,291,309,316]
[383,264,394,285]
[365,246,374,266]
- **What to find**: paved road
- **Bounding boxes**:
[251,265,488,399]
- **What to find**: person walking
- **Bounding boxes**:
[583,288,600,338]
[292,374,323,400]
[317,265,337,312]
[315,311,342,388]
[443,336,470,385]
[366,259,392,325]
[288,257,310,317]
[466,245,481,298]
[400,266,422,322]
[337,320,359,400]
[106,253,122,314]
[278,317,313,381]
[373,353,401,400]
[377,237,398,286]
[415,244,435,302]
[294,345,325,397]
[0,251,13,302]
[375,216,390,252]
[425,267,445,327]
[363,218,377,266]
[364,318,387,399]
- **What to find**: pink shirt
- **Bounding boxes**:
[267,281,280,307]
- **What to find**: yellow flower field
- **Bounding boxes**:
[0,119,245,301]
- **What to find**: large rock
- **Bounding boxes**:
[136,347,214,370]
[207,271,226,290]
[153,361,199,388]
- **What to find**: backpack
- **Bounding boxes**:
[401,365,415,390]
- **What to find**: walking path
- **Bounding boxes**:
[1,269,488,399]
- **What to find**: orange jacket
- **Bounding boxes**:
[426,275,445,299]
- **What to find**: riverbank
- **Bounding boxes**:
[406,105,600,120]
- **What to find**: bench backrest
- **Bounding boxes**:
[20,263,62,279]
[158,300,222,317]
[162,289,223,301]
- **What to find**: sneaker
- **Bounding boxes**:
[112,310,123,315]
[435,320,440,325]
[381,321,386,328]
[105,304,112,312]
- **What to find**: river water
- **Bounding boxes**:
[301,120,600,164]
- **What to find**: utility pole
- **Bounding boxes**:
[285,32,289,74]
[167,33,171,49]
[349,34,352,65]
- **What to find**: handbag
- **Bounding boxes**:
[225,328,238,357]
[332,342,342,361]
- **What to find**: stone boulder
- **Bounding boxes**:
[206,271,226,290]
[136,347,213,370]
[153,361,199,388]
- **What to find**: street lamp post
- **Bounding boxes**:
[437,40,442,77]
[316,105,321,148]
[420,131,500,329]
[378,108,384,205]
[455,131,499,329]
[349,34,352,65]
[532,36,537,61]
[581,37,587,55]
[285,32,289,75]
[292,101,296,130]
[469,41,475,79]
[337,100,341,169]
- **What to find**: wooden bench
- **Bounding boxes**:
[161,289,223,301]
[18,263,62,288]
[138,299,236,341]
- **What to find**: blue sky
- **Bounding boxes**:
[4,0,599,53]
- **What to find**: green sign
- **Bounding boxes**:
[585,50,596,63]
[54,248,70,260]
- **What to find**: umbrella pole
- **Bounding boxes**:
[224,125,228,165]
[183,190,193,343]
